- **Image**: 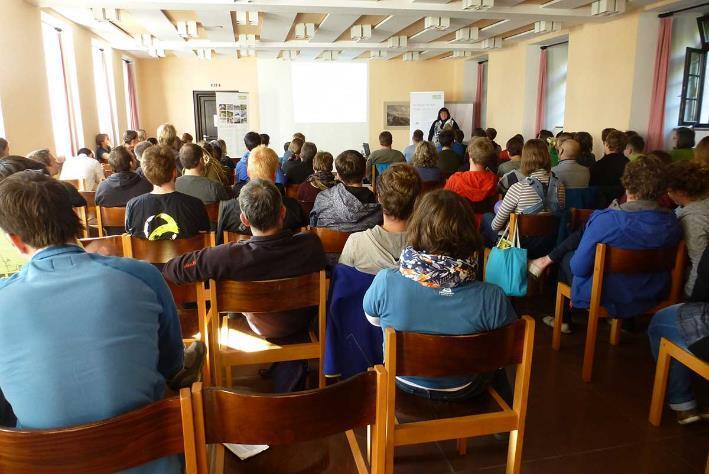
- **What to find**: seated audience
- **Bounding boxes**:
[648,247,708,424]
[364,189,517,400]
[235,131,262,184]
[283,141,316,184]
[497,137,523,177]
[181,133,193,144]
[625,134,645,161]
[123,130,139,151]
[259,133,270,147]
[26,149,60,177]
[199,141,230,189]
[437,129,464,175]
[0,156,85,208]
[137,129,147,142]
[670,127,695,162]
[486,128,502,153]
[574,131,596,167]
[472,127,487,138]
[551,132,573,167]
[0,171,184,473]
[126,145,209,240]
[95,133,111,162]
[590,130,629,206]
[175,144,229,204]
[529,156,681,333]
[411,141,443,182]
[0,138,8,158]
[310,150,381,232]
[218,146,306,242]
[60,148,105,191]
[445,137,497,209]
[134,140,152,178]
[216,139,235,171]
[551,139,589,189]
[157,123,178,149]
[95,146,152,207]
[537,129,554,142]
[694,136,709,168]
[366,131,405,182]
[480,139,566,258]
[298,151,336,202]
[340,164,421,274]
[403,129,424,163]
[164,179,326,339]
[666,160,709,297]
[453,129,467,157]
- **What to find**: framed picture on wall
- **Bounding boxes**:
[384,102,410,129]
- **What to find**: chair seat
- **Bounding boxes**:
[219,433,359,474]
[394,386,501,424]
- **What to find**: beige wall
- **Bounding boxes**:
[136,56,260,139]
[0,0,53,155]
[486,43,530,146]
[368,60,466,147]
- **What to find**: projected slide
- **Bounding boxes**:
[291,62,368,123]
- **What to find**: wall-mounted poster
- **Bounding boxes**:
[384,102,410,129]
[216,91,249,156]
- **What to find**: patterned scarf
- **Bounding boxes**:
[399,246,477,288]
[306,170,337,191]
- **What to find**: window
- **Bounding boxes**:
[679,47,709,127]
[122,60,140,130]
[41,14,81,158]
[92,43,119,144]
[544,43,568,131]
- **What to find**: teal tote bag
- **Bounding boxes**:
[485,223,528,297]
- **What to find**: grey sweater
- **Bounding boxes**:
[309,183,382,232]
[676,198,709,296]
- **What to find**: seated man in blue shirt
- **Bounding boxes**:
[364,189,517,401]
[0,171,186,472]
[234,131,262,184]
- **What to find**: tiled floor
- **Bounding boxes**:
[224,296,709,473]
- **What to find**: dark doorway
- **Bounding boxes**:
[193,91,217,142]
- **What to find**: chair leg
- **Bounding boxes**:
[552,288,566,351]
[506,429,524,474]
[582,310,600,383]
[457,438,468,456]
[609,319,622,346]
[649,341,672,426]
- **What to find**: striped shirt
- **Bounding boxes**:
[491,170,566,231]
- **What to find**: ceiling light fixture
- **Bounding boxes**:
[424,16,450,32]
[351,24,372,42]
[462,0,494,11]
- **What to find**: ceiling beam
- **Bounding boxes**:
[369,15,421,42]
[157,39,488,51]
[196,10,235,42]
[259,12,297,42]
[128,9,182,41]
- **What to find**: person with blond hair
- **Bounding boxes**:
[217,145,306,243]
[411,141,442,182]
[157,124,177,148]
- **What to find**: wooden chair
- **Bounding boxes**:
[508,212,559,238]
[552,241,687,382]
[383,316,534,474]
[205,202,220,225]
[199,271,327,388]
[222,231,252,244]
[61,178,85,191]
[96,206,126,237]
[0,390,197,474]
[309,227,351,254]
[77,191,97,238]
[101,163,113,178]
[569,208,594,232]
[79,235,124,257]
[189,367,387,474]
[285,184,300,199]
[649,337,709,426]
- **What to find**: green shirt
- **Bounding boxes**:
[670,148,694,162]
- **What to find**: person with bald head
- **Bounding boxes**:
[551,139,589,189]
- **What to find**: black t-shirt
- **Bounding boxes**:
[590,153,629,187]
[345,186,376,204]
[282,160,314,185]
[438,149,465,175]
[125,191,210,240]
[96,146,111,162]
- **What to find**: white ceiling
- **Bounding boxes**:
[31,0,691,61]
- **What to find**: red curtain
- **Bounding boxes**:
[534,48,548,136]
[646,17,673,151]
[473,62,484,129]
[126,61,140,130]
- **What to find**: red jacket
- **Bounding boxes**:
[445,170,498,203]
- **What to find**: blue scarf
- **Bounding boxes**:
[399,246,477,288]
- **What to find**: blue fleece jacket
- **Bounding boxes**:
[570,207,682,317]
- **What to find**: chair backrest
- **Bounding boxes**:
[509,213,559,238]
[309,227,351,253]
[96,206,126,229]
[204,202,219,223]
[122,233,213,264]
[210,271,324,313]
[420,180,445,196]
[0,393,196,474]
[222,231,252,244]
[193,368,382,446]
[79,236,124,257]
[599,241,683,275]
[61,178,84,191]
[570,208,594,232]
[285,184,300,199]
[101,164,113,178]
[387,318,528,377]
[79,191,96,208]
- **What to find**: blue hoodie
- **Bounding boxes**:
[570,203,682,317]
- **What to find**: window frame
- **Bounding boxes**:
[678,46,709,129]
